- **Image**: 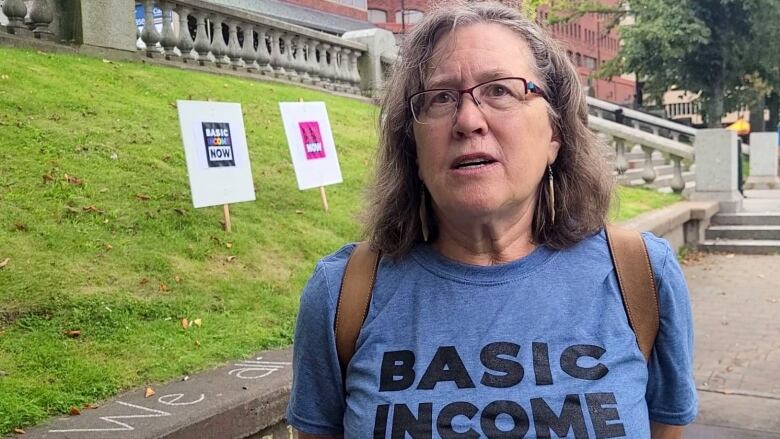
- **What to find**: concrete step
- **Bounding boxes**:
[698,239,780,254]
[711,213,780,226]
[706,225,780,240]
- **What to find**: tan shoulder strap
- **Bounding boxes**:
[605,224,660,362]
[335,241,381,379]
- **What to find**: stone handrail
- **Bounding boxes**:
[587,96,697,144]
[1,0,370,96]
[137,0,367,95]
[589,115,695,193]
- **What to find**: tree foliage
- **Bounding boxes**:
[531,0,780,127]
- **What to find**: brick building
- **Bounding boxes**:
[366,0,636,105]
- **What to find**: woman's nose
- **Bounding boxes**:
[452,93,488,138]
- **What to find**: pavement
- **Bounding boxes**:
[9,190,780,438]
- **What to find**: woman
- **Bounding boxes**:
[287,2,697,438]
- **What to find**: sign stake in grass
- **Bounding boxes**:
[177,100,256,230]
[280,100,342,213]
[223,203,232,232]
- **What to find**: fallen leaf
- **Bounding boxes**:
[295,210,304,214]
[64,330,81,338]
[174,276,182,283]
[0,75,9,80]
[64,206,80,214]
[13,428,25,434]
[174,208,187,216]
[226,256,236,262]
[42,173,55,183]
[99,187,108,193]
[159,283,168,292]
[139,277,149,285]
[194,340,201,347]
[181,318,190,329]
[225,242,233,249]
[64,173,83,185]
[104,243,113,250]
[84,403,99,410]
[69,406,81,416]
[102,58,113,64]
[193,318,202,327]
[135,193,151,201]
[144,387,155,398]
[169,102,177,109]
[82,205,101,213]
[0,258,9,269]
[161,155,171,161]
[14,223,26,231]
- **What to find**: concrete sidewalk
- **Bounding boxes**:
[683,252,780,438]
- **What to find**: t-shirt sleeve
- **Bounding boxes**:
[644,236,698,425]
[286,261,346,436]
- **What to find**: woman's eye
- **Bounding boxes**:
[486,85,509,97]
[431,92,455,104]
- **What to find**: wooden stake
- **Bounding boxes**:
[223,204,232,232]
[319,186,329,212]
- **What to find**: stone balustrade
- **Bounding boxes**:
[136,0,367,95]
[589,115,695,194]
[1,0,370,96]
[587,96,697,145]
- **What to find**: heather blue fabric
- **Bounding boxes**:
[287,230,697,438]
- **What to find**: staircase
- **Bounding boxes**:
[699,191,780,254]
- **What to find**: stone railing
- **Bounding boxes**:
[136,0,367,95]
[587,96,697,145]
[589,115,695,194]
[1,0,374,96]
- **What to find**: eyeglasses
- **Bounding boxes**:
[409,77,547,125]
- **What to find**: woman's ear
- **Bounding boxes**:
[548,137,561,164]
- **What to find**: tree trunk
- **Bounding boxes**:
[749,95,766,132]
[705,79,725,128]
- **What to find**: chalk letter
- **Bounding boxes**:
[531,394,588,438]
[391,403,433,439]
[380,350,416,392]
[418,346,475,390]
[480,342,524,388]
[560,344,608,380]
[437,402,479,439]
[480,400,530,439]
[585,393,626,438]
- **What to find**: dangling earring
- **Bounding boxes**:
[420,186,430,242]
[547,165,556,225]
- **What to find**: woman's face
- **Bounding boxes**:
[413,23,560,224]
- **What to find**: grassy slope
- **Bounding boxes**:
[0,46,678,433]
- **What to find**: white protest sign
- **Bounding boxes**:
[177,100,256,208]
[278,102,343,191]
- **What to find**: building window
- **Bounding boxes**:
[395,9,423,24]
[368,8,387,23]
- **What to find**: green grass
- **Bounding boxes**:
[612,186,682,222]
[0,46,678,434]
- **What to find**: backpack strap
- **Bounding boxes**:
[334,242,381,379]
[605,224,660,362]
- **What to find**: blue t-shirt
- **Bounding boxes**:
[287,230,697,438]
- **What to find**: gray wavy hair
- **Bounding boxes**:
[363,0,613,258]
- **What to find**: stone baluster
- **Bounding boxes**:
[641,145,657,183]
[330,45,342,90]
[255,26,273,75]
[670,156,686,193]
[319,43,332,88]
[282,33,299,81]
[210,15,229,68]
[240,24,258,72]
[339,48,352,92]
[176,6,196,63]
[193,11,212,65]
[226,20,242,69]
[269,29,286,78]
[159,1,177,60]
[613,137,628,175]
[29,0,54,40]
[308,41,322,86]
[670,132,680,142]
[2,0,28,35]
[140,0,161,57]
[295,36,311,83]
[349,51,361,94]
[137,26,143,51]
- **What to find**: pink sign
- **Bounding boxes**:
[299,121,326,160]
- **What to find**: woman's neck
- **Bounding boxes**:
[431,202,538,266]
